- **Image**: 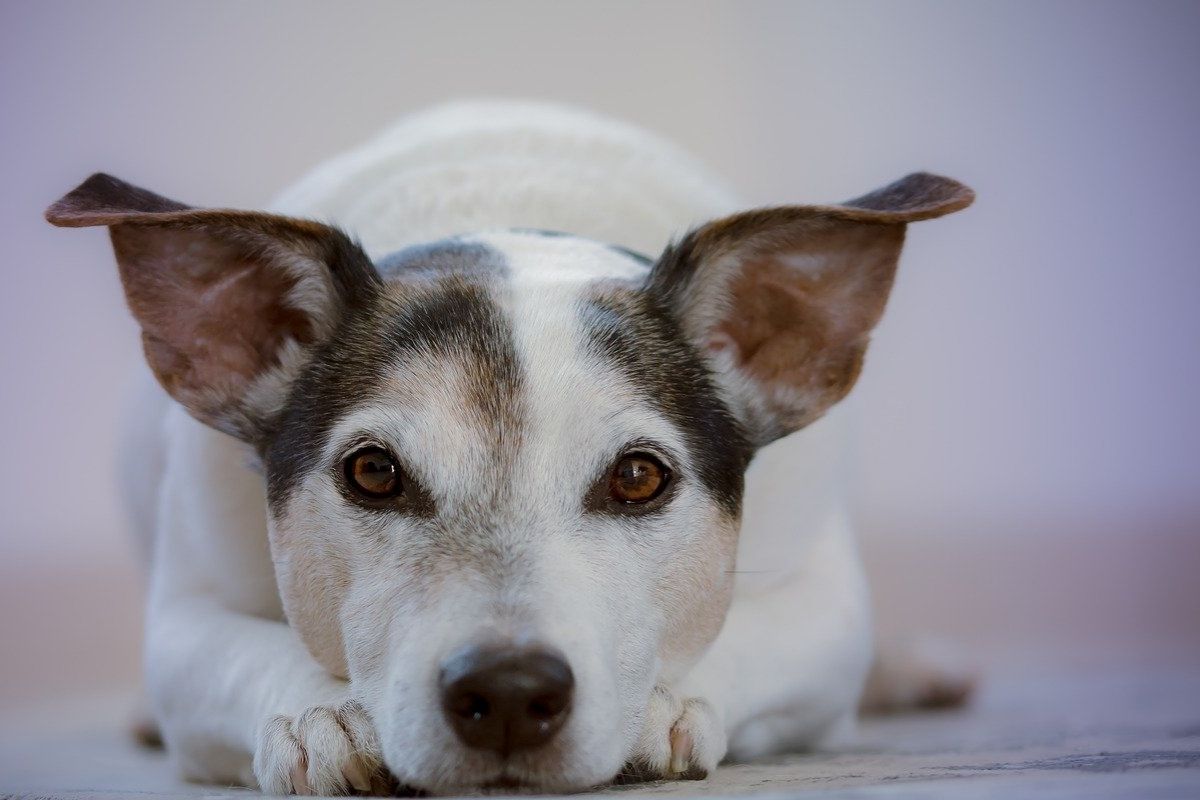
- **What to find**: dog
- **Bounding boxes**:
[46,102,973,795]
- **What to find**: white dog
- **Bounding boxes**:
[46,102,973,795]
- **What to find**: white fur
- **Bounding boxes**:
[128,101,873,792]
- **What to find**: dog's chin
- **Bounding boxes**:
[473,773,602,796]
[383,707,631,796]
[404,761,618,797]
[410,774,606,797]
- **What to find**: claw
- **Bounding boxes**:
[290,755,311,795]
[344,760,372,793]
[669,728,693,774]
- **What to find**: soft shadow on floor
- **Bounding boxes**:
[3,658,1199,799]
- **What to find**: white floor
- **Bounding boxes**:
[2,660,1198,799]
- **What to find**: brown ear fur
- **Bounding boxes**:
[46,174,379,442]
[647,173,974,445]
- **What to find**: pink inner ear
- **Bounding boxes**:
[114,224,314,421]
[709,225,903,430]
[715,254,831,384]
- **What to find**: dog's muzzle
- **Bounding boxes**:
[439,643,574,756]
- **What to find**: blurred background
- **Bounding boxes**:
[2,0,1198,723]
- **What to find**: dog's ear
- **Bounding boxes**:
[46,173,380,443]
[645,173,973,446]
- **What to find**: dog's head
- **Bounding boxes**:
[47,172,971,792]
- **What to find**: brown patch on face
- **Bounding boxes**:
[655,508,741,676]
[271,506,353,678]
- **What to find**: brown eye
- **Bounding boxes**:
[609,453,669,504]
[344,446,403,500]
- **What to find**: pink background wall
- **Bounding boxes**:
[2,1,1197,713]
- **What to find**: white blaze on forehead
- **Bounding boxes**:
[473,231,650,284]
[469,232,688,503]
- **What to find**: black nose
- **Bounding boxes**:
[439,644,574,755]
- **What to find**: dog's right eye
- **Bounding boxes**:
[343,446,404,500]
[609,452,670,505]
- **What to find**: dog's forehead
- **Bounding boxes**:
[476,229,653,284]
[376,230,651,285]
[375,238,506,278]
[339,233,668,506]
[265,231,748,514]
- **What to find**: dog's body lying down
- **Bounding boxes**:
[48,102,973,795]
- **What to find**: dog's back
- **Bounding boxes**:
[269,100,739,257]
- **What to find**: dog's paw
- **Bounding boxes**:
[624,686,726,782]
[253,699,390,796]
[860,636,978,714]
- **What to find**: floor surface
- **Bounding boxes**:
[2,660,1198,799]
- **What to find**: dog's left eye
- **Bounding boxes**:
[344,446,404,500]
[609,452,670,504]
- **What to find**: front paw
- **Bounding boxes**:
[625,686,726,782]
[253,699,390,796]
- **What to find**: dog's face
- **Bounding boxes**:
[47,172,971,792]
[265,232,750,791]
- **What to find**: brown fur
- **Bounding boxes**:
[113,225,316,418]
[714,224,904,432]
